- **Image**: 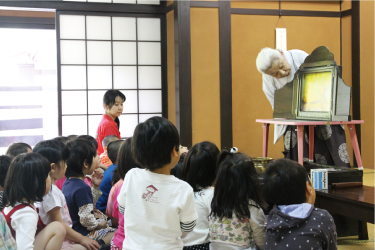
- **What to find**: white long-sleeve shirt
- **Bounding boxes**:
[261,49,309,143]
[3,205,38,250]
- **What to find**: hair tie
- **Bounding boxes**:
[229,147,238,154]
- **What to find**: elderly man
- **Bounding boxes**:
[256,48,350,167]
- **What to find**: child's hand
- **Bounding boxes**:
[96,220,108,229]
[93,208,103,219]
[91,169,104,187]
[80,235,100,250]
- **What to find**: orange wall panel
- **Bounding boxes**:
[0,10,55,18]
[167,1,173,6]
[167,11,176,126]
[191,8,221,148]
[341,0,351,11]
[232,14,283,159]
[231,1,279,9]
[360,1,374,169]
[281,1,340,11]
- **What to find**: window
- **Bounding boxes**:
[58,13,163,138]
[0,28,58,154]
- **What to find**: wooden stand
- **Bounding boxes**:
[256,119,364,168]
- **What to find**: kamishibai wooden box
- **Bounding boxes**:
[304,162,363,185]
[273,46,351,121]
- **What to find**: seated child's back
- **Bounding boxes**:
[117,117,197,250]
[263,159,337,250]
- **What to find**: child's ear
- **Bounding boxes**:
[171,147,179,157]
[50,163,57,173]
[83,160,89,170]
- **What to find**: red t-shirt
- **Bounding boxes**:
[96,114,121,155]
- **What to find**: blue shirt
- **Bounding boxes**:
[62,178,92,236]
[96,164,117,213]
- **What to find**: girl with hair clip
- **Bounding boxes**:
[2,153,66,250]
[62,139,116,247]
[107,137,141,250]
[209,148,267,250]
[181,141,220,250]
[33,140,100,250]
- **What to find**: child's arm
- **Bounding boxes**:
[91,170,103,208]
[78,204,108,230]
[179,190,198,233]
[47,207,100,250]
[249,205,266,250]
[11,207,38,250]
[320,211,337,250]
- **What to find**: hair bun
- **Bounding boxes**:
[229,147,238,154]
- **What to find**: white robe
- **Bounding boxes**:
[262,49,309,144]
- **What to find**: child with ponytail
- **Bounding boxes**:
[209,148,267,250]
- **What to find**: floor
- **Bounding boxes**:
[337,168,374,250]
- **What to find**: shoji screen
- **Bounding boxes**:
[57,12,162,138]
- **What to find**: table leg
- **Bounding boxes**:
[297,125,304,165]
[262,123,270,157]
[309,126,314,162]
[347,124,364,169]
[358,220,369,240]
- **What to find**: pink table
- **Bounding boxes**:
[256,119,364,169]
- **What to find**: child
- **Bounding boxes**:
[109,137,141,250]
[100,135,120,168]
[262,158,337,250]
[96,139,123,213]
[209,148,267,250]
[181,141,220,250]
[62,139,116,246]
[5,142,32,157]
[117,116,198,250]
[56,135,101,190]
[2,153,66,250]
[0,155,12,211]
[33,140,100,250]
[96,90,126,155]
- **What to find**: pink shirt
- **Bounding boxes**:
[106,180,123,218]
[112,183,125,248]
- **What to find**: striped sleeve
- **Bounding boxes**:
[119,204,125,215]
[180,220,196,233]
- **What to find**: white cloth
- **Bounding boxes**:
[182,187,214,246]
[3,204,38,250]
[261,49,309,144]
[117,168,198,250]
[35,185,72,227]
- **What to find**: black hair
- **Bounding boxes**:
[0,155,12,187]
[181,141,220,192]
[53,136,70,145]
[107,140,123,164]
[102,135,119,148]
[77,135,98,150]
[103,90,126,109]
[65,139,97,178]
[67,135,78,140]
[5,142,32,157]
[170,152,187,179]
[210,150,267,221]
[132,116,180,171]
[3,153,51,206]
[33,140,70,169]
[112,137,141,185]
[262,158,309,205]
